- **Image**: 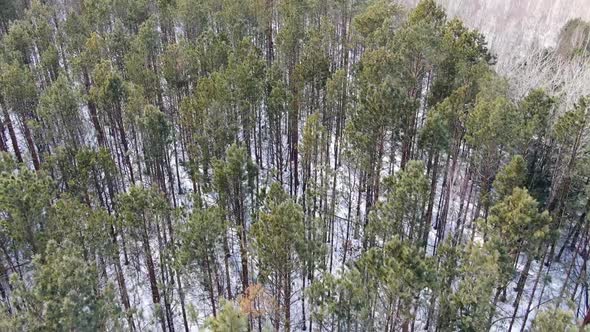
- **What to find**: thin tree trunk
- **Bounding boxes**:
[521,250,548,332]
[223,232,233,299]
[83,69,106,147]
[21,117,39,170]
[205,253,217,317]
[142,221,166,332]
[1,101,21,163]
[285,270,291,332]
[0,114,7,152]
[508,255,532,331]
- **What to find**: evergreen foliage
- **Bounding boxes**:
[0,0,586,331]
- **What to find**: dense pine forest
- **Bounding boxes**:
[0,0,589,330]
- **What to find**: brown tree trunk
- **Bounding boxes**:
[83,69,106,147]
[284,270,291,332]
[238,219,249,294]
[115,257,135,330]
[223,232,233,299]
[289,92,299,197]
[108,220,134,331]
[0,107,23,163]
[116,108,135,183]
[265,0,274,65]
[424,151,439,248]
[508,255,532,331]
[0,111,7,152]
[20,117,39,170]
[521,250,547,332]
[205,253,217,317]
[142,222,166,332]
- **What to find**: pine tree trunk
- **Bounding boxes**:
[454,162,471,235]
[237,204,249,294]
[205,252,217,317]
[115,105,135,184]
[1,96,22,164]
[436,138,460,247]
[275,273,282,331]
[115,257,135,330]
[558,198,589,262]
[558,221,590,307]
[571,246,588,304]
[289,93,299,197]
[457,174,474,244]
[20,117,39,170]
[142,220,166,332]
[265,0,274,66]
[108,220,134,330]
[83,69,106,147]
[521,250,547,332]
[285,269,291,332]
[0,114,7,152]
[223,232,233,299]
[508,255,532,331]
[424,151,439,248]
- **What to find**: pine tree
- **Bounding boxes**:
[445,242,500,332]
[37,73,84,151]
[180,205,226,317]
[493,155,527,200]
[483,187,552,328]
[531,307,580,332]
[117,185,170,331]
[2,240,122,331]
[253,183,305,331]
[0,62,40,169]
[519,89,555,203]
[206,300,249,332]
[0,156,54,255]
[0,0,586,330]
[367,160,429,247]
